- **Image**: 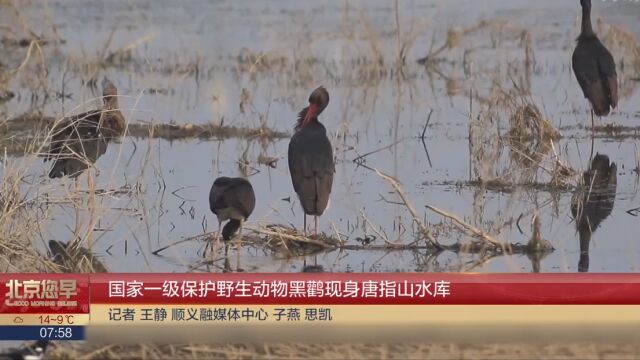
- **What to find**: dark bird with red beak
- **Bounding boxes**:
[572,0,618,135]
[288,86,334,236]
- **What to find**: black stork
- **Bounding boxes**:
[288,86,334,236]
[208,177,256,254]
[572,0,618,135]
[44,80,125,241]
[570,153,617,272]
[302,264,325,273]
[46,80,126,179]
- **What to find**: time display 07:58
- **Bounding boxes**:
[0,326,84,341]
[39,327,74,339]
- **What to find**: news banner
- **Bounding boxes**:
[2,273,640,343]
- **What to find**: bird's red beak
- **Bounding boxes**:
[303,103,317,128]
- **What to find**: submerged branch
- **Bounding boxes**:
[373,169,440,247]
[425,204,505,248]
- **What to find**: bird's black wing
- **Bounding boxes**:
[231,180,256,219]
[209,180,231,214]
[572,45,596,97]
[572,39,612,116]
[288,125,334,215]
[312,133,335,213]
[46,110,98,161]
[209,178,255,219]
[595,40,618,109]
[47,111,109,178]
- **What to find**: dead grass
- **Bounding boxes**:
[0,131,61,272]
[45,341,640,360]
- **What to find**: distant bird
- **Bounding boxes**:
[570,153,617,272]
[302,264,325,273]
[0,340,49,360]
[288,86,334,236]
[48,239,108,273]
[526,214,554,273]
[45,80,126,179]
[209,177,256,252]
[572,0,618,135]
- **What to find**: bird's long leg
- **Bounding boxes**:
[589,110,595,162]
[235,247,240,272]
[237,219,244,242]
[236,220,243,272]
[303,215,308,267]
[223,252,231,273]
[314,216,318,267]
[589,133,595,163]
[314,216,318,237]
[202,219,216,258]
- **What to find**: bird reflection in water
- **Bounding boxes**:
[570,153,617,272]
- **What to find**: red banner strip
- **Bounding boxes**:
[3,273,640,309]
[88,273,640,305]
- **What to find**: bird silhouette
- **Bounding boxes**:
[572,0,618,135]
[288,86,334,236]
[45,80,125,178]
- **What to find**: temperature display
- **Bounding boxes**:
[38,315,75,325]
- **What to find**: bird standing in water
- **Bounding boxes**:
[44,80,125,242]
[46,80,126,178]
[208,177,256,255]
[288,86,334,237]
[572,0,618,136]
[302,264,325,273]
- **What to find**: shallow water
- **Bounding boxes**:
[1,0,640,273]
